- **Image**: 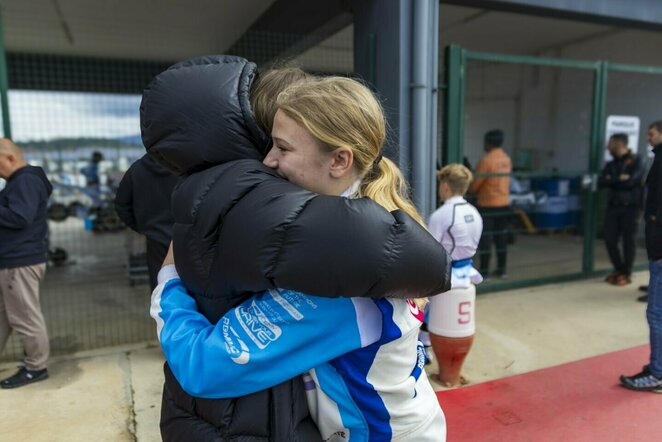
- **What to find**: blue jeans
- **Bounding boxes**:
[646,258,662,377]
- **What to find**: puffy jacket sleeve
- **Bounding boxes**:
[171,160,451,302]
[114,162,138,231]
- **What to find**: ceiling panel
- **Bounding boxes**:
[2,0,276,61]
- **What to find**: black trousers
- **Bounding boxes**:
[478,206,510,276]
[603,205,640,275]
[146,237,170,291]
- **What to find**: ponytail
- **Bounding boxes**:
[360,158,429,309]
[360,157,424,226]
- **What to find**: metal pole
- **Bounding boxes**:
[0,6,12,139]
[411,0,431,216]
[428,0,439,212]
[443,45,465,166]
[582,61,607,274]
[368,33,377,90]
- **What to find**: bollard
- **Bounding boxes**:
[427,284,476,386]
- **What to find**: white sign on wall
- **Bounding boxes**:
[604,115,640,161]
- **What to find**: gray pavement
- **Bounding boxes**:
[0,272,650,441]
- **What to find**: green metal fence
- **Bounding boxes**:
[442,45,656,293]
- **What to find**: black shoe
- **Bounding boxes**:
[493,271,508,280]
[0,366,49,389]
[637,294,649,303]
[639,285,648,293]
[620,369,662,392]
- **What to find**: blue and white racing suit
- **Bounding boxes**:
[151,265,446,442]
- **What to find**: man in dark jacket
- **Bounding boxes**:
[599,133,645,286]
[0,138,52,389]
[620,120,662,393]
[115,153,178,290]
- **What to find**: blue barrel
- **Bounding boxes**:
[533,196,569,228]
[531,178,571,229]
[567,177,581,227]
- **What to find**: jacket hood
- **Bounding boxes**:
[10,165,53,195]
[141,153,175,178]
[140,55,269,176]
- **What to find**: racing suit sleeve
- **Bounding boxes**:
[151,265,382,399]
[427,207,451,245]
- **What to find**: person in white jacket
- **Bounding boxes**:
[426,164,483,386]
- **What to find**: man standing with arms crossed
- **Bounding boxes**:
[0,138,52,388]
[620,121,662,392]
[599,133,645,286]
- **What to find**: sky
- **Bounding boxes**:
[2,90,142,142]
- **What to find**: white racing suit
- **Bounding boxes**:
[151,265,446,442]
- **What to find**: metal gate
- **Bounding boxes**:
[442,45,657,292]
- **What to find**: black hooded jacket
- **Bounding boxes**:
[0,165,53,269]
[598,149,645,208]
[115,153,179,246]
[141,55,451,441]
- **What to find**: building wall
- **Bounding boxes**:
[458,28,662,171]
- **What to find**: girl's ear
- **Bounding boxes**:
[329,146,354,178]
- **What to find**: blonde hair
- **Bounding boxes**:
[438,164,473,195]
[250,67,312,134]
[276,76,424,225]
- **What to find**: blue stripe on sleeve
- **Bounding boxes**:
[329,299,402,442]
[314,364,369,441]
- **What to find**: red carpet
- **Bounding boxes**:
[437,345,660,441]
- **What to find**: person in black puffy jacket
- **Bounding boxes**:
[114,153,179,290]
[140,56,451,441]
[153,75,448,440]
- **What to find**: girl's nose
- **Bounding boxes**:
[263,148,277,168]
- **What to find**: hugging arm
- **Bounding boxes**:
[151,265,381,398]
[172,161,451,302]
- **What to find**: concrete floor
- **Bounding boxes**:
[0,271,650,441]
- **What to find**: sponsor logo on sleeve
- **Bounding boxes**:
[222,317,250,364]
[236,300,282,349]
[407,299,425,322]
[270,289,304,320]
[324,430,350,441]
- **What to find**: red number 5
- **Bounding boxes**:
[458,301,472,324]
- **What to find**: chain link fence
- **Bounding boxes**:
[0,20,353,361]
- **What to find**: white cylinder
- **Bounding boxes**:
[427,284,476,338]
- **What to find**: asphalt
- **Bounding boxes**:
[0,271,651,441]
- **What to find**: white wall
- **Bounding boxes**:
[453,28,662,172]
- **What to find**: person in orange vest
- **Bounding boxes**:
[469,129,512,279]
